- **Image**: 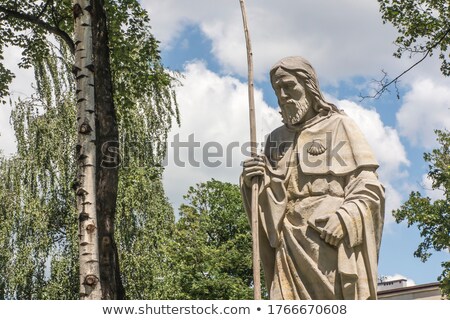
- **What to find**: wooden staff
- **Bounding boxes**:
[239,0,261,300]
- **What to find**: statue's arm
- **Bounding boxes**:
[336,168,385,248]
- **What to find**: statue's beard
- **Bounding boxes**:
[280,99,310,126]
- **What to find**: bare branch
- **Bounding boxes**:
[360,53,428,100]
[0,4,75,54]
[360,27,450,100]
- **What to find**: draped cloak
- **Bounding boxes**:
[241,112,385,299]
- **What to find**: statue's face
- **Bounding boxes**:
[271,68,311,126]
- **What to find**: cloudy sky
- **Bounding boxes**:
[144,0,450,287]
[1,0,449,288]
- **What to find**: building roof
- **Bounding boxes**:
[378,282,444,300]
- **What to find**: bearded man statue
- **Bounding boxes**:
[241,56,385,300]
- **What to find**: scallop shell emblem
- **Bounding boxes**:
[307,140,326,156]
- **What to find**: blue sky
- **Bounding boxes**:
[0,0,448,288]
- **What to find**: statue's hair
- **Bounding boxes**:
[270,56,340,115]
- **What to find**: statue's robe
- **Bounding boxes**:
[241,112,385,299]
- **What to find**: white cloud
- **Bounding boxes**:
[142,0,416,83]
[421,174,445,201]
[162,61,279,211]
[396,78,450,148]
[142,0,237,48]
[337,100,409,177]
[382,182,403,225]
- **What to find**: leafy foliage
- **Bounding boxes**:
[0,1,73,102]
[0,0,178,299]
[378,0,450,75]
[0,56,78,298]
[115,167,177,299]
[393,130,450,297]
[169,179,259,299]
[379,1,450,296]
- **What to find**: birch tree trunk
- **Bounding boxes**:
[73,0,102,300]
[73,0,123,300]
[91,0,124,300]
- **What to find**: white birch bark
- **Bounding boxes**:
[73,0,102,300]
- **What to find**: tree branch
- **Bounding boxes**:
[360,27,450,100]
[0,4,75,54]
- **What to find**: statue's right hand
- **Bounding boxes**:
[242,156,266,187]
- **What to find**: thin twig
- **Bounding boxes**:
[360,27,450,100]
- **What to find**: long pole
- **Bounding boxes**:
[239,0,261,300]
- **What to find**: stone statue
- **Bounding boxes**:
[240,56,385,300]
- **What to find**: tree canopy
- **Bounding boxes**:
[379,0,450,75]
[393,130,450,297]
[170,179,260,299]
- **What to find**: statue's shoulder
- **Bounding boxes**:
[331,112,372,145]
[312,111,362,135]
[322,110,352,125]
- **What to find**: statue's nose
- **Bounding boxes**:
[279,88,289,101]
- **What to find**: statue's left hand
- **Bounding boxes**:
[315,214,346,247]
